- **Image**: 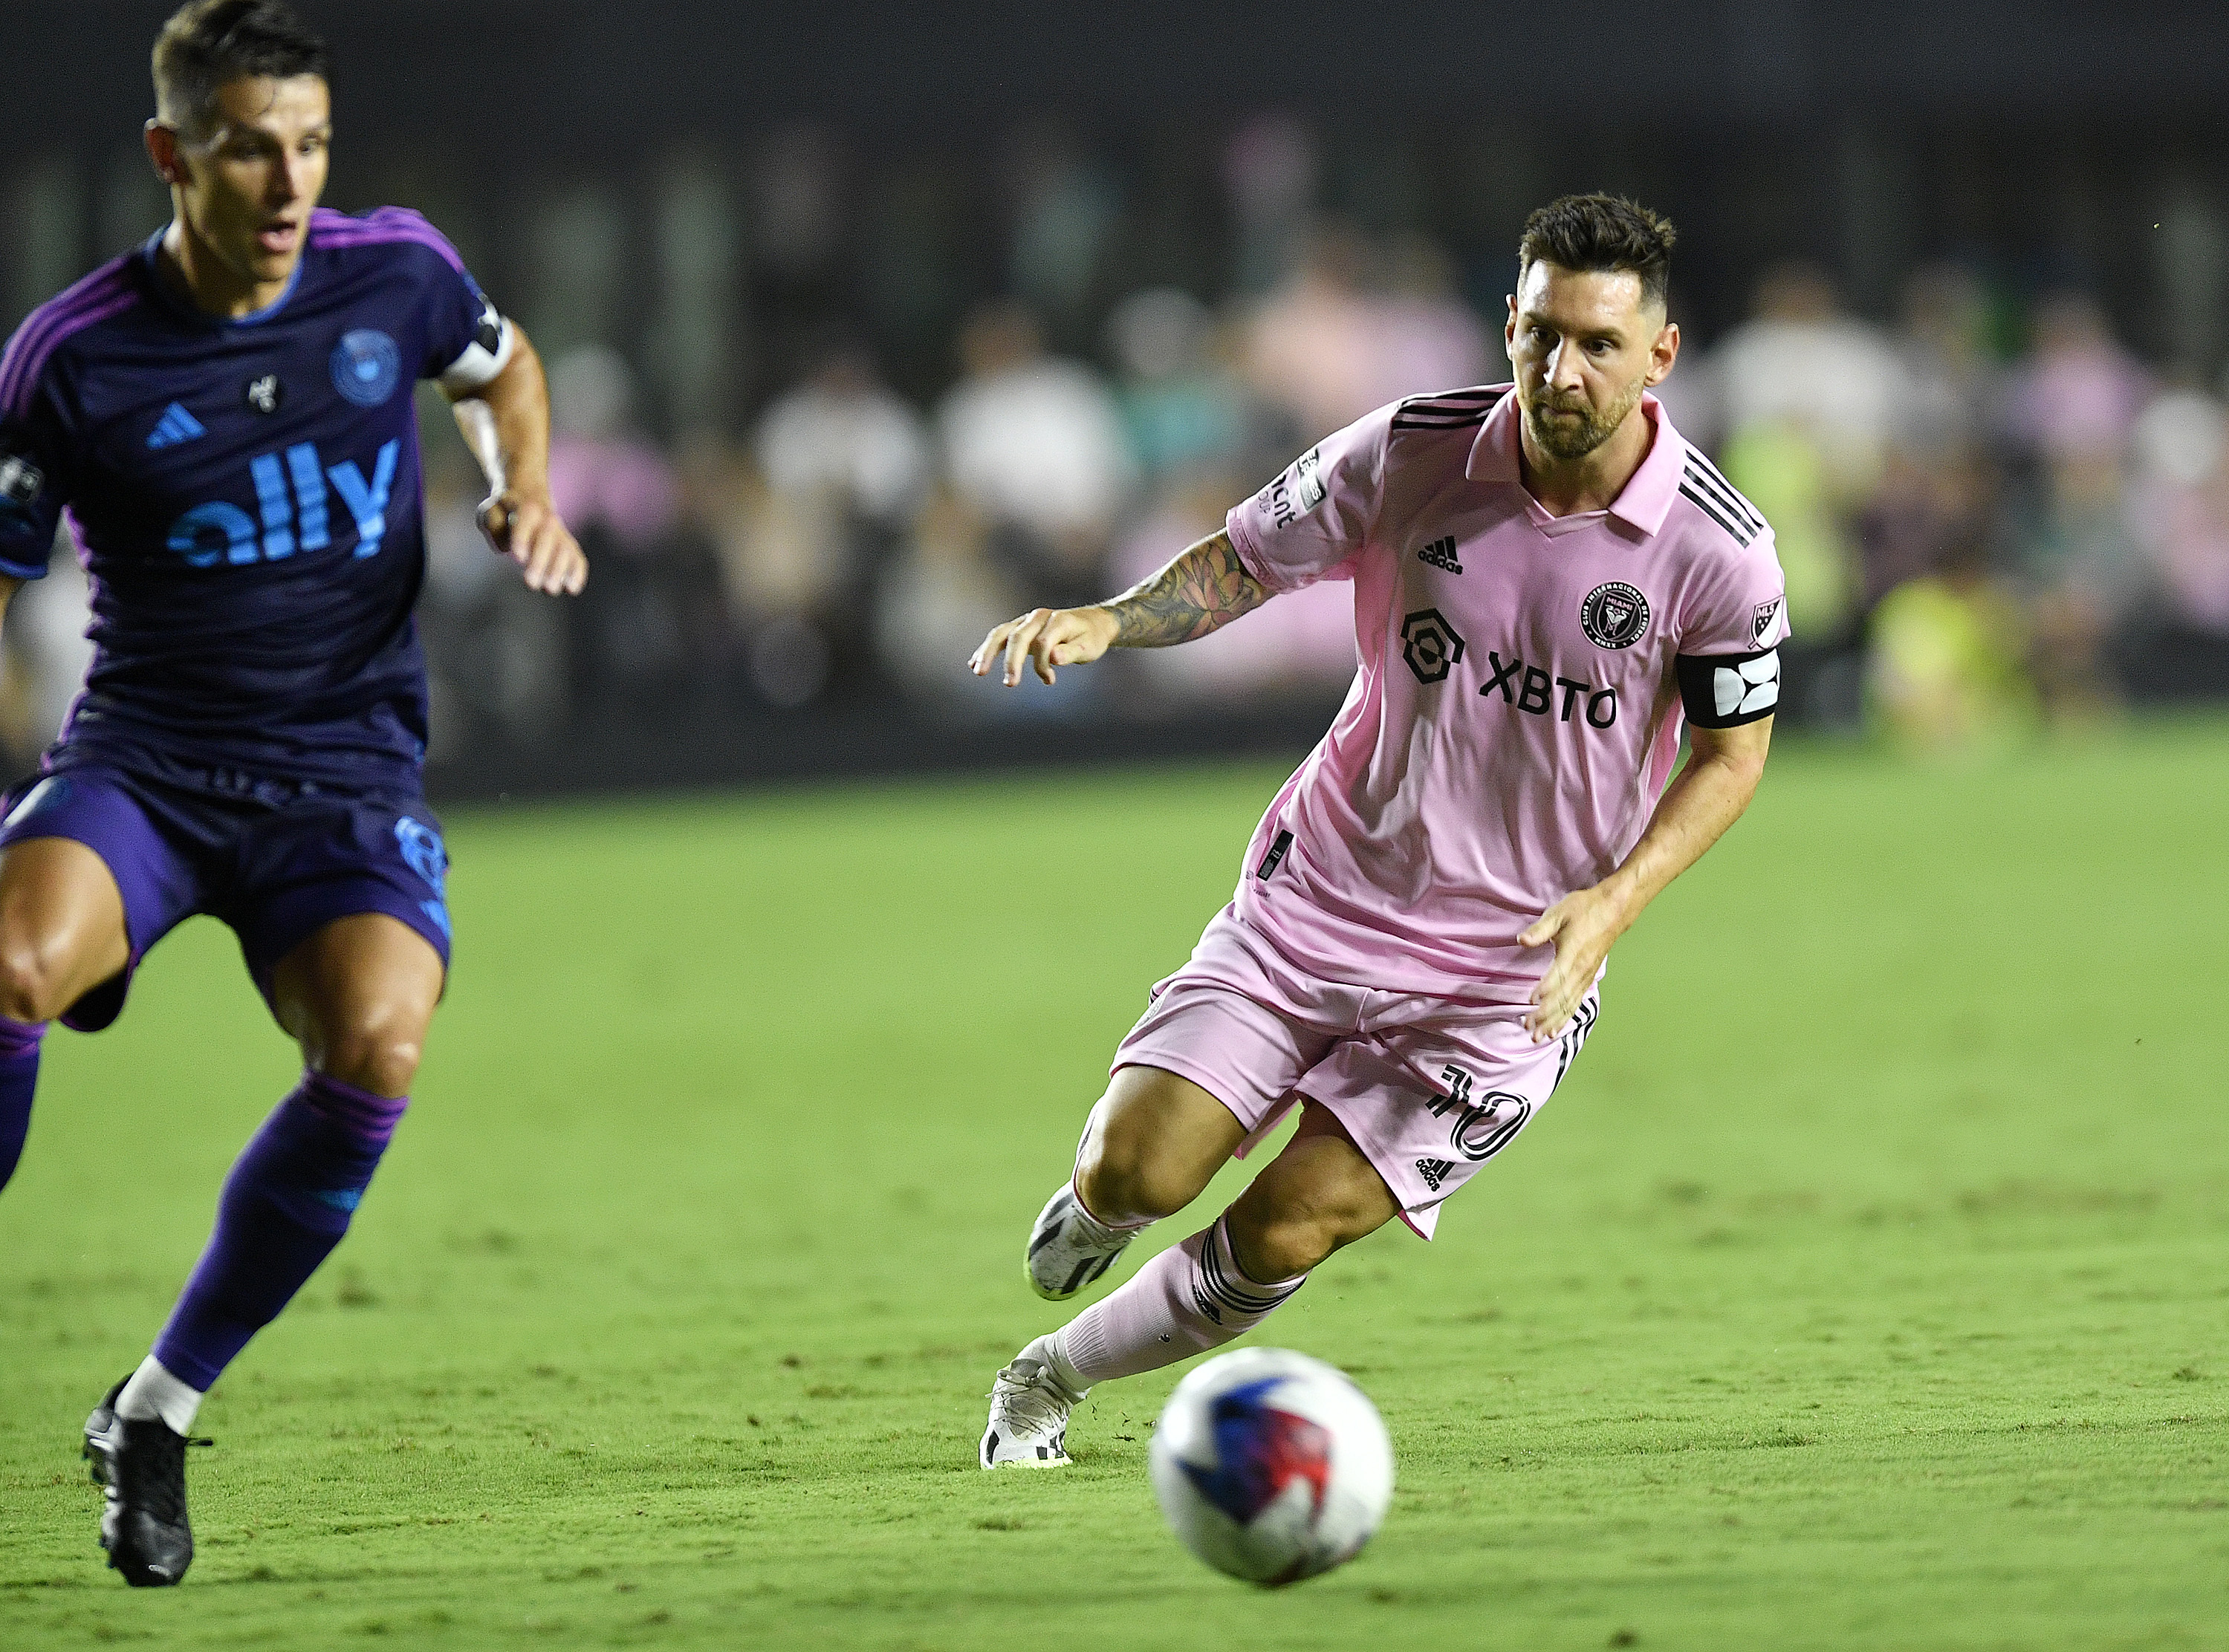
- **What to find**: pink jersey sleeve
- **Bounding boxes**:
[1224,406,1394,592]
[1670,525,1790,729]
[1675,525,1791,657]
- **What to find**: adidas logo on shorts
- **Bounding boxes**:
[1415,1158,1455,1193]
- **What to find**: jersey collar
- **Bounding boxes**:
[1466,389,1684,537]
[137,228,306,330]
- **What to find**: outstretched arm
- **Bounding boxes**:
[445,324,587,596]
[1519,717,1774,1038]
[968,530,1270,688]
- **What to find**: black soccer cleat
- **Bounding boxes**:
[83,1378,208,1587]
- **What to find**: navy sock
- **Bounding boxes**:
[152,1072,409,1391]
[0,1016,45,1194]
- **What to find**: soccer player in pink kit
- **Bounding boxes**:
[967,195,1788,1467]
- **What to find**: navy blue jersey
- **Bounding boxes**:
[0,207,512,790]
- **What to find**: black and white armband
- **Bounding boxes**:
[1674,646,1781,728]
[436,297,516,395]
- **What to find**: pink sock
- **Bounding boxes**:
[1054,1217,1305,1386]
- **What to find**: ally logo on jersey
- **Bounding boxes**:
[166,438,399,568]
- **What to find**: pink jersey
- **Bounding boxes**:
[1222,385,1787,1001]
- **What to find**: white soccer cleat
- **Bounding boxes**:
[980,1343,1085,1469]
[1025,1183,1133,1301]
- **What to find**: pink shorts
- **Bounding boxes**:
[1112,905,1598,1239]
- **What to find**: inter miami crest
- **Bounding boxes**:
[244,374,283,414]
[1580,581,1651,649]
[1401,608,1465,684]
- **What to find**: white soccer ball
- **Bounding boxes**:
[1148,1346,1394,1586]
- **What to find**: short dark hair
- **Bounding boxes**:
[1517,194,1677,312]
[153,0,329,137]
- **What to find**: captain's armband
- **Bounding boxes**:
[1675,646,1780,728]
[437,299,515,394]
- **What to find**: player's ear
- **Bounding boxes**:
[1644,320,1679,386]
[145,120,183,187]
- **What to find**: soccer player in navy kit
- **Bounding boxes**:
[0,1,586,1584]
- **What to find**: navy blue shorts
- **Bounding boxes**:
[0,761,452,1032]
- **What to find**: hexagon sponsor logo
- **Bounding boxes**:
[1580,581,1651,649]
[1401,608,1465,684]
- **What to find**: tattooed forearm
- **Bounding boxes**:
[1098,531,1271,648]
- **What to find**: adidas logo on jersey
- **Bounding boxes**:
[1416,535,1463,573]
[1415,1159,1455,1193]
[146,403,207,449]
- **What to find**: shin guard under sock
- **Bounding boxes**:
[1054,1215,1306,1386]
[151,1072,408,1391]
[0,1015,45,1194]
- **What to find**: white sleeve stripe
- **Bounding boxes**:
[438,313,514,392]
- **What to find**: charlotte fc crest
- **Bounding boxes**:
[1580,581,1651,649]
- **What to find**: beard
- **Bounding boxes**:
[1522,378,1646,461]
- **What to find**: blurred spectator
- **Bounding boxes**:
[754,343,929,529]
[2000,293,2151,722]
[1705,264,1906,487]
[936,302,1137,608]
[2002,293,2151,470]
[1365,235,1492,409]
[1221,117,1317,298]
[1866,541,2037,753]
[1243,224,1384,440]
[545,345,701,712]
[418,441,568,752]
[1106,288,1247,481]
[1704,264,1897,658]
[1857,448,1999,612]
[1893,264,1998,458]
[872,483,1013,718]
[1005,129,1121,334]
[2129,386,2229,634]
[1109,472,1355,703]
[0,539,94,762]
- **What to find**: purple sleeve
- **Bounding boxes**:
[0,383,69,580]
[1224,406,1394,592]
[366,209,504,386]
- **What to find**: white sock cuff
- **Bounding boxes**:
[1035,1333,1091,1400]
[1198,1217,1307,1318]
[115,1355,205,1435]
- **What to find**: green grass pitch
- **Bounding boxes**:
[2,721,2225,1650]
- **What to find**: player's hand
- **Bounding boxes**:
[1519,885,1630,1041]
[968,607,1118,687]
[478,489,588,596]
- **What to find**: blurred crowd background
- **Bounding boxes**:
[7,1,2229,793]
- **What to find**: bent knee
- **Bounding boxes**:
[0,940,86,1024]
[314,1012,426,1098]
[1076,1130,1201,1223]
[1223,1209,1343,1282]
